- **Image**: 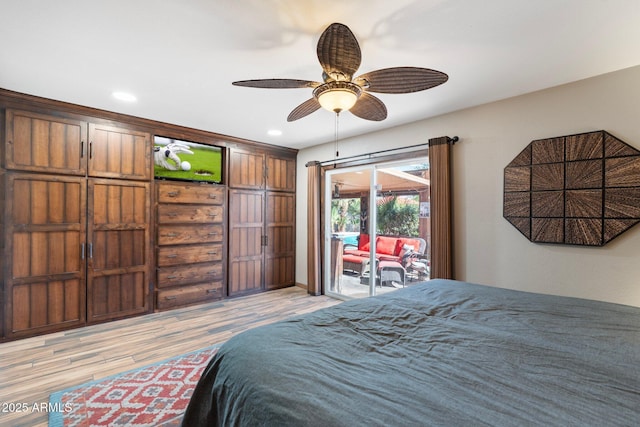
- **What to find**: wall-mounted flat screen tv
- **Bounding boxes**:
[154,136,223,184]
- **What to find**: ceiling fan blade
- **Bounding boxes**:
[287,98,321,122]
[350,92,387,121]
[354,67,448,94]
[317,23,361,81]
[232,79,320,89]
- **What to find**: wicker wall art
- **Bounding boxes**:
[503,130,640,246]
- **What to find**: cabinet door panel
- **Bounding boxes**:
[6,174,86,337]
[7,176,85,272]
[11,279,84,335]
[228,190,264,295]
[266,155,296,192]
[229,258,262,295]
[92,230,146,269]
[87,179,150,323]
[88,124,151,180]
[265,192,295,289]
[265,256,295,290]
[228,149,265,189]
[5,110,86,175]
[90,272,146,318]
[12,231,82,278]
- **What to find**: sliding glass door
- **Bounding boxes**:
[324,156,430,299]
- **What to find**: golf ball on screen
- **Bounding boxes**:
[181,161,191,171]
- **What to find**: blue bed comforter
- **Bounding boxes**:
[182,279,640,426]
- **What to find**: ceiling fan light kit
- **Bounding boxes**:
[314,81,362,113]
[232,23,448,122]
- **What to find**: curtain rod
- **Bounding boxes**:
[306,136,458,167]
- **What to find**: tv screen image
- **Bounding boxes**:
[153,136,223,183]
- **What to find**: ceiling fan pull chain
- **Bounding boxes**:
[335,112,340,158]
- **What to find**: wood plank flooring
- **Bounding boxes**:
[0,286,340,427]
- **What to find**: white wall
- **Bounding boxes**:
[296,65,640,307]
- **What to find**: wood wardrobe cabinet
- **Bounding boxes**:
[0,89,298,341]
[227,148,296,296]
[155,181,225,310]
[2,108,152,339]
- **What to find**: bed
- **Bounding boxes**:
[182,279,640,426]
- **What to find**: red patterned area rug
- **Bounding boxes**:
[48,345,219,427]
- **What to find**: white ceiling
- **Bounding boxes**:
[2,0,640,150]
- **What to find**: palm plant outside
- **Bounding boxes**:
[376,195,419,237]
[331,195,418,236]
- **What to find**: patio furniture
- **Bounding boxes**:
[378,260,405,287]
[343,234,426,276]
[358,259,405,288]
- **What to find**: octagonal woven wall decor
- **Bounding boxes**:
[503,130,640,246]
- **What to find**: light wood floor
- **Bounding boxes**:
[0,286,340,427]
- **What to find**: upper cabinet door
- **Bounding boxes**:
[266,154,296,192]
[228,148,265,189]
[5,109,87,175]
[88,123,151,180]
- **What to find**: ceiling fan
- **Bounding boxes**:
[232,23,448,122]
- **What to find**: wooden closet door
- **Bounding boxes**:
[228,149,265,189]
[88,123,151,180]
[265,192,295,290]
[5,109,87,175]
[228,189,264,296]
[5,174,86,337]
[87,179,150,323]
[266,154,296,192]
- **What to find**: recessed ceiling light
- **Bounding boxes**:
[267,129,282,136]
[112,91,137,102]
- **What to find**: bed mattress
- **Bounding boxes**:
[183,279,640,426]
